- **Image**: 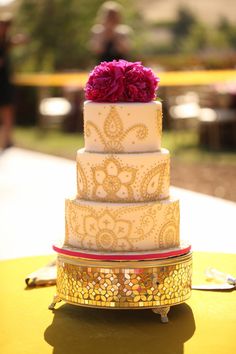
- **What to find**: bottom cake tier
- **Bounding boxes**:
[65,197,180,252]
[49,250,192,322]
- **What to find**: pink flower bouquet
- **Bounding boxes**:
[85,60,159,103]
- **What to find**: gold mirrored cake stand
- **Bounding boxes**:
[49,243,192,323]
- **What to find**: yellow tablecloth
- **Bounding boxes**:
[0,252,236,354]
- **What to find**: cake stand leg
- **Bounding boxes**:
[152,306,170,323]
[48,294,62,310]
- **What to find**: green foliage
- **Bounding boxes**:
[173,6,196,38]
[13,0,139,72]
[11,1,236,72]
[172,6,197,50]
[145,6,236,62]
[218,16,236,49]
[179,23,208,53]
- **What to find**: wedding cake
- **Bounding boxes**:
[50,61,192,322]
[65,62,179,254]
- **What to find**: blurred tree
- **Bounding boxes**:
[13,0,139,72]
[172,6,197,51]
[218,16,236,49]
[180,23,208,53]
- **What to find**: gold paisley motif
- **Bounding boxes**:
[123,124,148,141]
[132,204,159,242]
[104,106,123,138]
[157,110,162,138]
[85,106,148,152]
[85,121,107,147]
[140,163,168,200]
[68,207,79,235]
[77,163,88,199]
[165,201,180,222]
[159,221,179,249]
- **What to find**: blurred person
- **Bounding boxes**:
[0,13,27,150]
[90,1,133,63]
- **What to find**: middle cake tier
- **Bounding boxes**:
[77,148,170,202]
[65,197,180,252]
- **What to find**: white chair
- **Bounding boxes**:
[169,92,200,130]
[39,97,72,129]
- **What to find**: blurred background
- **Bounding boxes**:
[1,0,236,201]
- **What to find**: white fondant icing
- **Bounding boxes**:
[84,101,162,153]
[65,197,180,252]
[76,148,170,202]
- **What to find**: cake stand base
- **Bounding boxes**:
[49,249,192,323]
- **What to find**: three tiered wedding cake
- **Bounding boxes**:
[50,61,192,322]
[66,100,179,252]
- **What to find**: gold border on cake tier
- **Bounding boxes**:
[49,252,192,323]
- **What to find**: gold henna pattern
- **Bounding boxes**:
[77,154,170,202]
[158,221,179,249]
[83,211,132,251]
[85,106,148,152]
[157,109,162,138]
[91,157,137,202]
[165,201,180,222]
[104,107,123,138]
[140,163,168,200]
[77,163,88,199]
[65,199,180,252]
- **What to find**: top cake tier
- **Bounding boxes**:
[84,101,162,153]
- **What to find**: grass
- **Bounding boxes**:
[14,127,236,165]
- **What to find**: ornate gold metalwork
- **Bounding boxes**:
[52,252,192,317]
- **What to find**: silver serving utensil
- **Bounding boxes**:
[192,267,236,291]
[192,283,235,290]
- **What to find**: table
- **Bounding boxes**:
[1,148,236,353]
[1,252,236,354]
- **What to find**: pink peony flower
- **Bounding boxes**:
[123,61,159,102]
[85,61,125,102]
[85,60,159,103]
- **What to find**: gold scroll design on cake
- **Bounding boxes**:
[91,156,137,202]
[65,201,93,246]
[65,201,79,244]
[140,162,169,201]
[158,202,180,249]
[66,200,179,251]
[165,200,180,224]
[132,204,162,246]
[77,163,88,199]
[156,109,162,139]
[82,211,133,251]
[85,106,148,152]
